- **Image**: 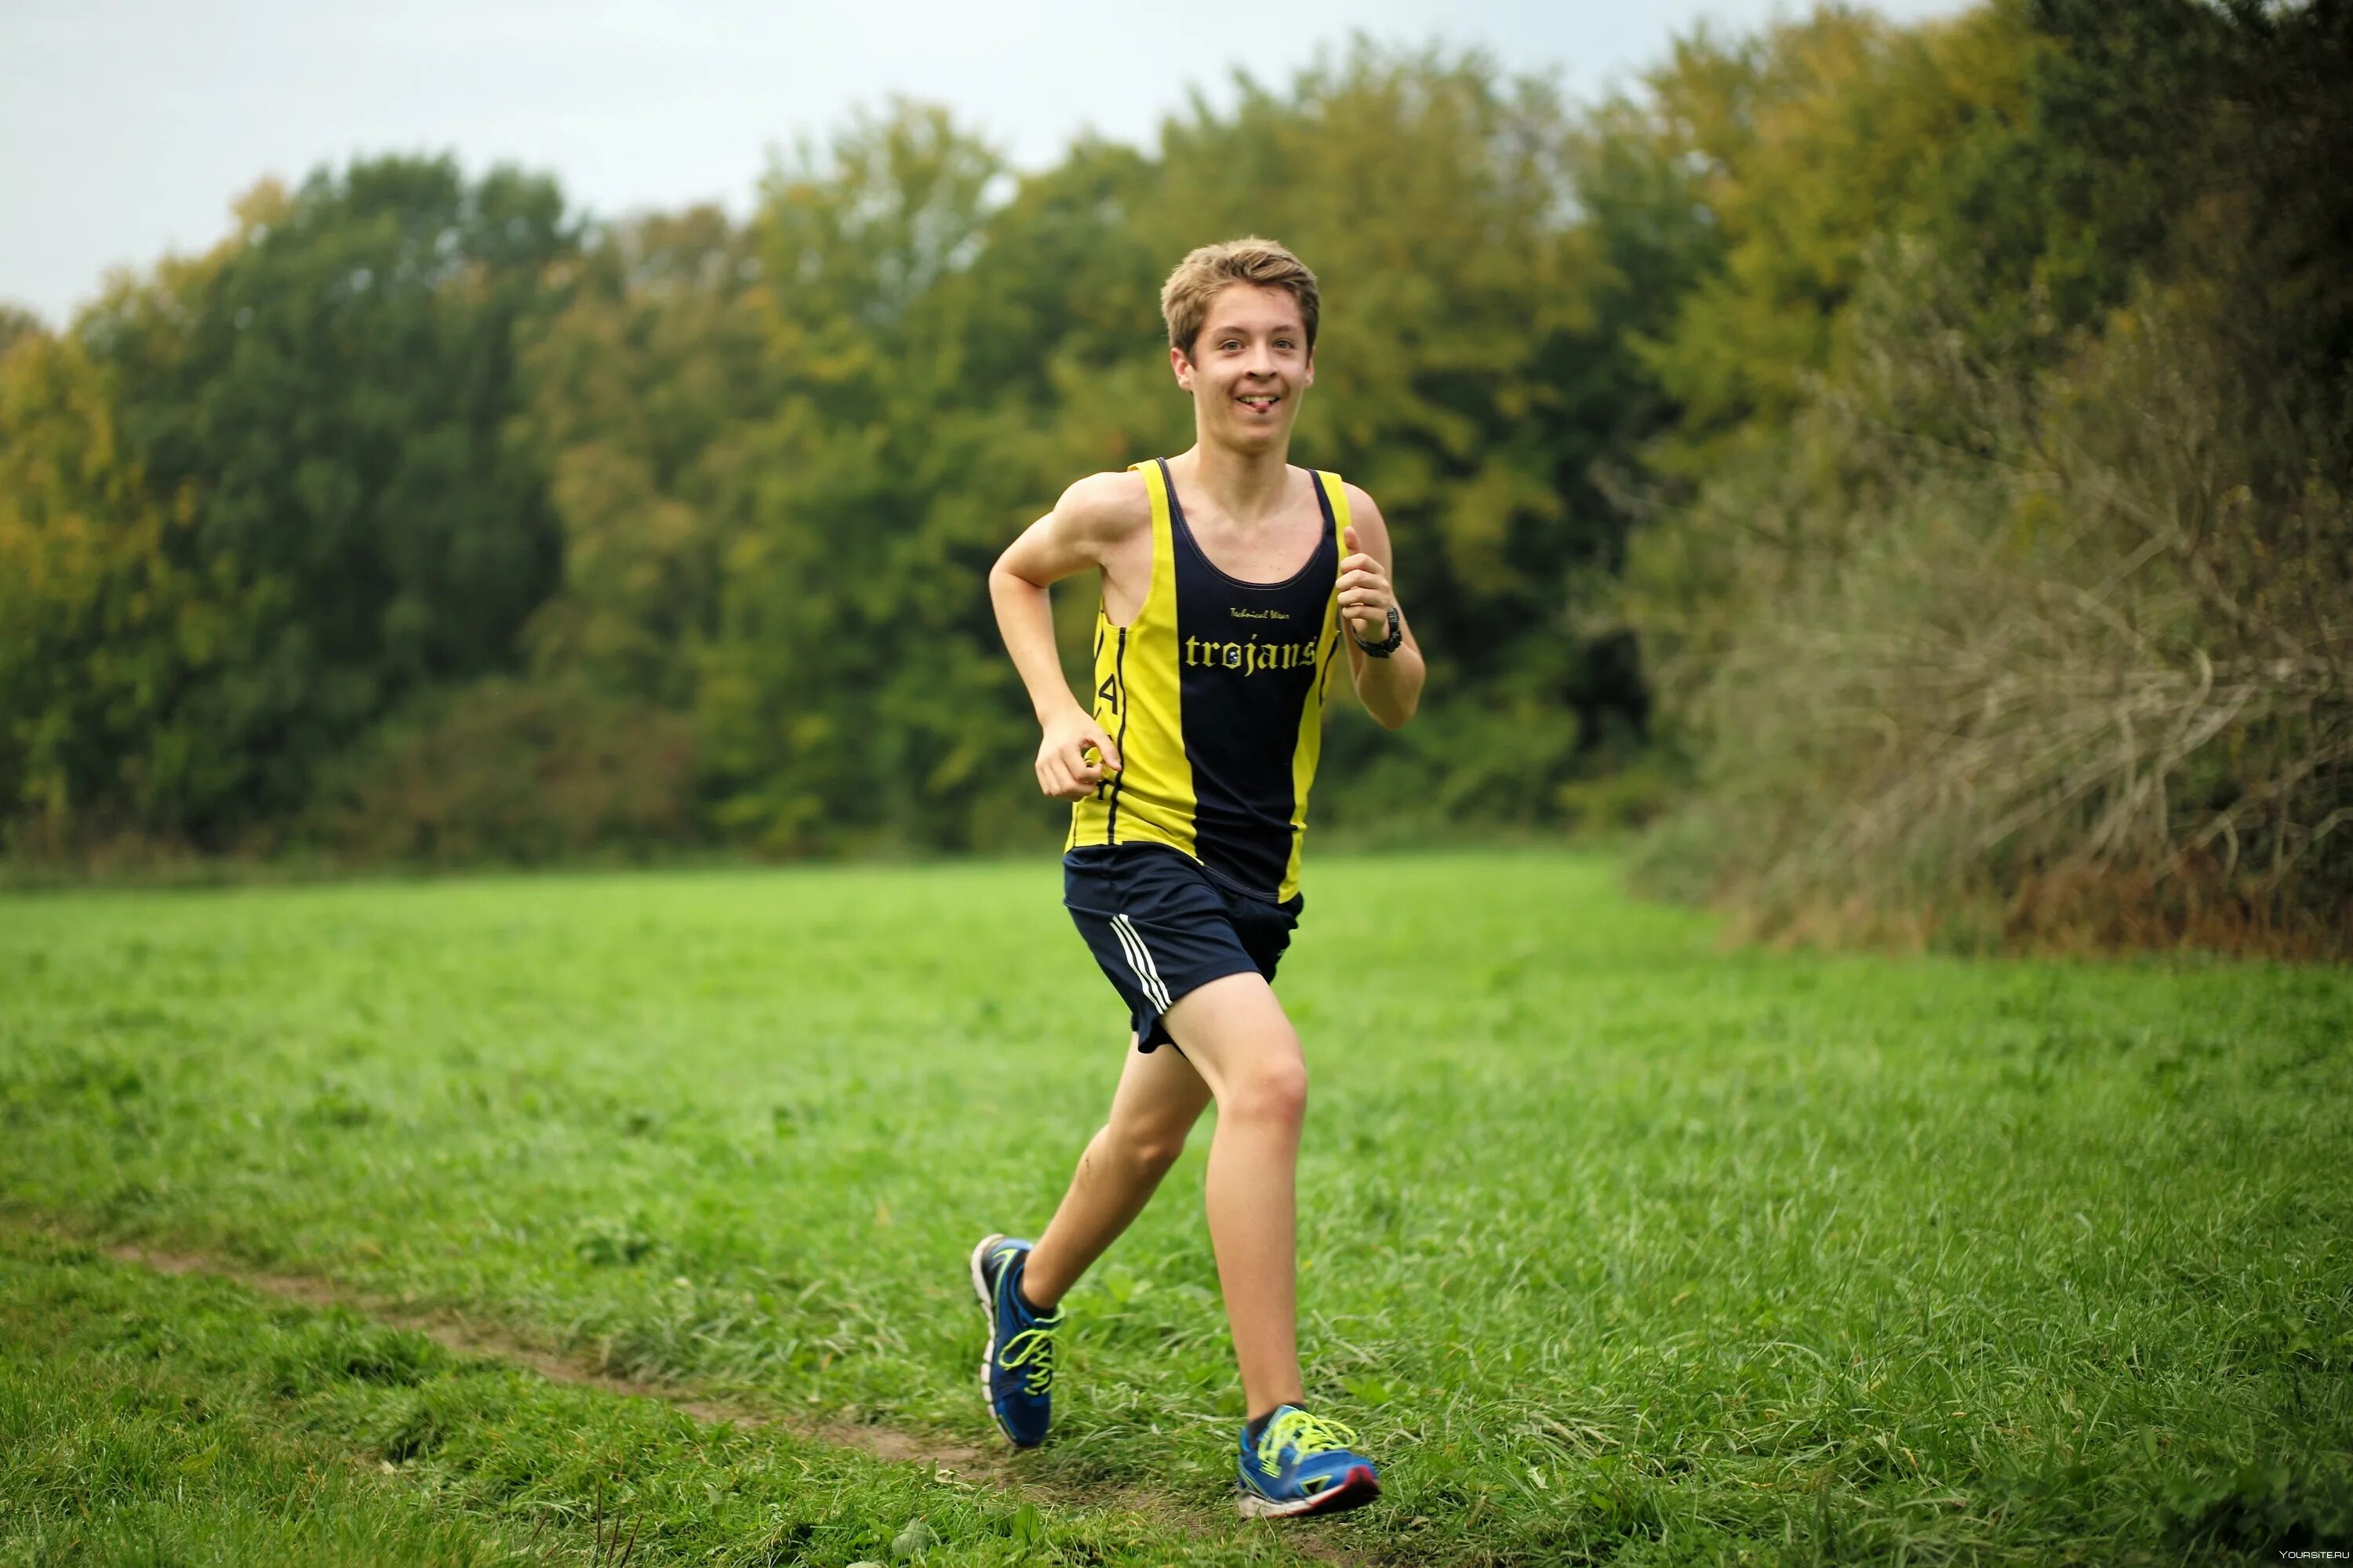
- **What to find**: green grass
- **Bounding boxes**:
[0,1233,536,1568]
[0,1231,1282,1566]
[3,850,2349,1564]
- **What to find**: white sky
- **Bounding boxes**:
[1,0,1966,325]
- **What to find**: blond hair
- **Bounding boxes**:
[1159,238,1321,358]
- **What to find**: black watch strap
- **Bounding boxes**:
[1352,605,1403,657]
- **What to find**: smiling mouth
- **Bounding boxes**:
[1237,393,1282,413]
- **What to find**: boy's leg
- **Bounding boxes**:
[1155,970,1308,1418]
[1020,1035,1213,1308]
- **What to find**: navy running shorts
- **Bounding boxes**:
[1063,842,1302,1053]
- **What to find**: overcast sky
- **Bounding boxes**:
[2,0,1965,325]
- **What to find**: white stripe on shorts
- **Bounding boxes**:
[1106,915,1162,1010]
[1111,913,1173,1013]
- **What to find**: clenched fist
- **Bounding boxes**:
[1035,706,1122,800]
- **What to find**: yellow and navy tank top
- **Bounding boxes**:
[1067,458,1347,904]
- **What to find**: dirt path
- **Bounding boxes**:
[111,1242,1003,1481]
[100,1241,1373,1566]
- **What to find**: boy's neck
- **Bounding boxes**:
[1173,436,1293,527]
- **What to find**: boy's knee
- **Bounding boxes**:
[1226,1056,1308,1130]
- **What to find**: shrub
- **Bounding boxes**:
[1628,247,2352,955]
[316,675,697,866]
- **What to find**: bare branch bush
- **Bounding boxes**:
[1628,241,2353,955]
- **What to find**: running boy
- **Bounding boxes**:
[977,238,1424,1518]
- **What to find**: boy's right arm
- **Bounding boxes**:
[989,473,1142,802]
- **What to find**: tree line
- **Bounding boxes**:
[3,1,2346,952]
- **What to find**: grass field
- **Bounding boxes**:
[3,850,2349,1566]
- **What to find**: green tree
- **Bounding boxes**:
[82,158,576,843]
[515,205,776,708]
[0,327,270,852]
[693,103,1027,852]
[0,306,42,359]
[1628,4,2041,478]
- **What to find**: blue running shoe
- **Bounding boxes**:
[970,1233,1061,1447]
[1236,1406,1380,1519]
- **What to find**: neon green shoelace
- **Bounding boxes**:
[1257,1409,1358,1475]
[998,1319,1059,1395]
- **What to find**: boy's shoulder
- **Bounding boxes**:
[1335,479,1390,540]
[1053,468,1153,548]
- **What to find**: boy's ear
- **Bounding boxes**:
[1169,344,1192,390]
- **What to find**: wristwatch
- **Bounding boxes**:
[1352,605,1403,658]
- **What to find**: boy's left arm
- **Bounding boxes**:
[1337,484,1425,729]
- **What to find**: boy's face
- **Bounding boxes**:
[1171,283,1314,455]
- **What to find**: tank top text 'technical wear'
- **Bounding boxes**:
[1066,458,1347,904]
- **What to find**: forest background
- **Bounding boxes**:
[2,0,2347,955]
